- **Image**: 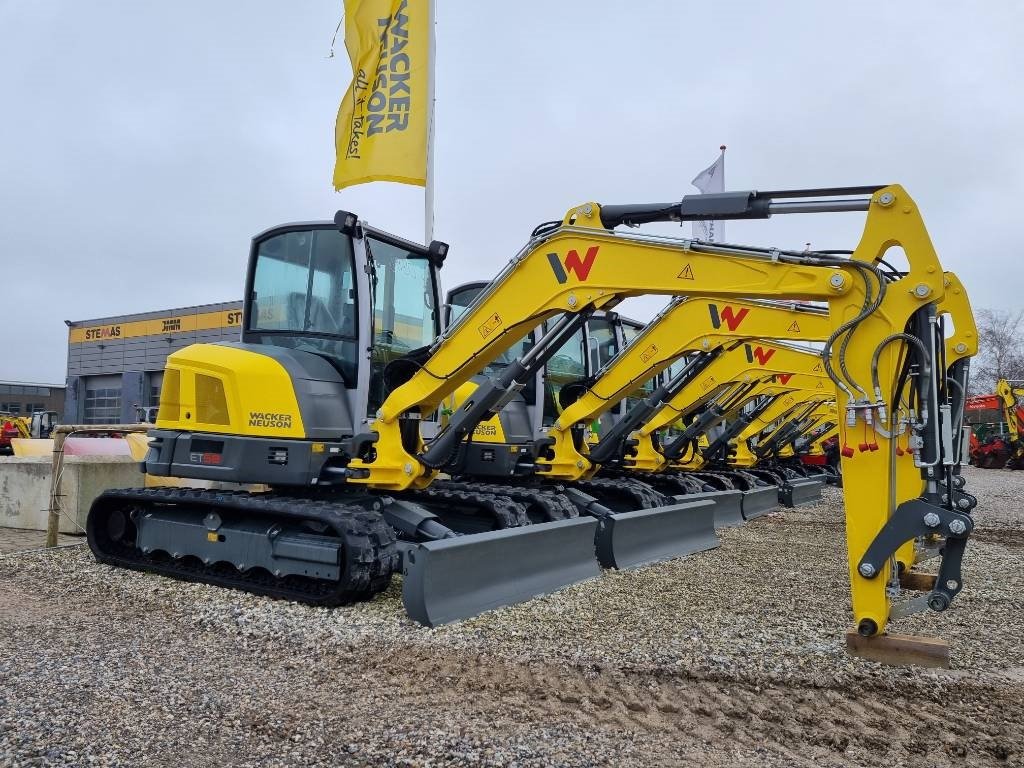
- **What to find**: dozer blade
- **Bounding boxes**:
[741,485,779,520]
[594,498,718,570]
[675,489,744,528]
[779,478,823,507]
[401,517,600,627]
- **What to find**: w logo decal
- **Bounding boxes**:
[547,246,599,284]
[708,304,750,331]
[775,373,794,385]
[744,344,776,366]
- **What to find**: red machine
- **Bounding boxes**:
[966,384,1024,469]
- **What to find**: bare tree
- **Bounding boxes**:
[970,308,1024,393]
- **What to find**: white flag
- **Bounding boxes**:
[691,146,725,242]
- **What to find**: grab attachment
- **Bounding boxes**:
[854,498,973,636]
[401,517,600,626]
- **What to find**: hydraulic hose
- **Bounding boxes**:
[774,252,885,401]
[870,332,932,405]
[835,260,888,399]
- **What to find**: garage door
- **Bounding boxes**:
[83,374,122,424]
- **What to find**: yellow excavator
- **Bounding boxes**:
[438,295,837,528]
[0,410,59,454]
[622,340,838,502]
[605,345,834,508]
[731,393,838,470]
[88,184,977,641]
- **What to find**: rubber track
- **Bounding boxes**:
[664,472,713,494]
[573,476,669,509]
[711,470,770,491]
[87,487,398,607]
[741,468,788,486]
[615,470,708,496]
[682,472,737,491]
[438,480,579,522]
[399,485,530,529]
[730,470,768,488]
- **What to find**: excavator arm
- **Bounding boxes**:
[536,298,832,480]
[750,400,831,460]
[996,378,1024,443]
[630,342,832,472]
[731,386,835,468]
[348,188,885,491]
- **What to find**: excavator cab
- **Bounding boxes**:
[245,217,443,427]
[141,215,445,486]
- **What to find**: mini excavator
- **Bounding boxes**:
[734,396,840,476]
[88,184,978,645]
[615,340,833,506]
[438,295,836,531]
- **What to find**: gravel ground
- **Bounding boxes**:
[0,529,78,555]
[1,465,1022,767]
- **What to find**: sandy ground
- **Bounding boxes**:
[1,465,1022,767]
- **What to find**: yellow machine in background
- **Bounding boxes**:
[438,297,837,525]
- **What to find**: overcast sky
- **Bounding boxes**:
[2,1,1022,383]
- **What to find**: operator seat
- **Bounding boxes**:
[286,292,341,335]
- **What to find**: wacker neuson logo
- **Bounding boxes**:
[249,412,293,429]
[547,246,599,284]
[707,304,750,331]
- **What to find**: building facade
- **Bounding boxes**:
[66,301,242,424]
[0,381,66,416]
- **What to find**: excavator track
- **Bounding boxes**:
[87,487,399,606]
[399,486,530,532]
[572,475,669,511]
[683,471,738,491]
[438,480,580,522]
[607,469,710,496]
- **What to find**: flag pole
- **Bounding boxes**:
[424,0,436,244]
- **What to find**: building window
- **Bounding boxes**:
[149,385,161,407]
[1,403,21,414]
[26,403,47,413]
[84,387,122,424]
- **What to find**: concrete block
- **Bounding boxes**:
[0,456,144,535]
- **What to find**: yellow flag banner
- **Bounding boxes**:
[333,0,429,191]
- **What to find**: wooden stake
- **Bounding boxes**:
[845,630,950,668]
[898,570,938,592]
[45,431,67,548]
[44,424,151,547]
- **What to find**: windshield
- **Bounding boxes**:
[248,228,358,384]
[542,325,586,426]
[620,320,643,346]
[587,316,619,372]
[365,236,440,416]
